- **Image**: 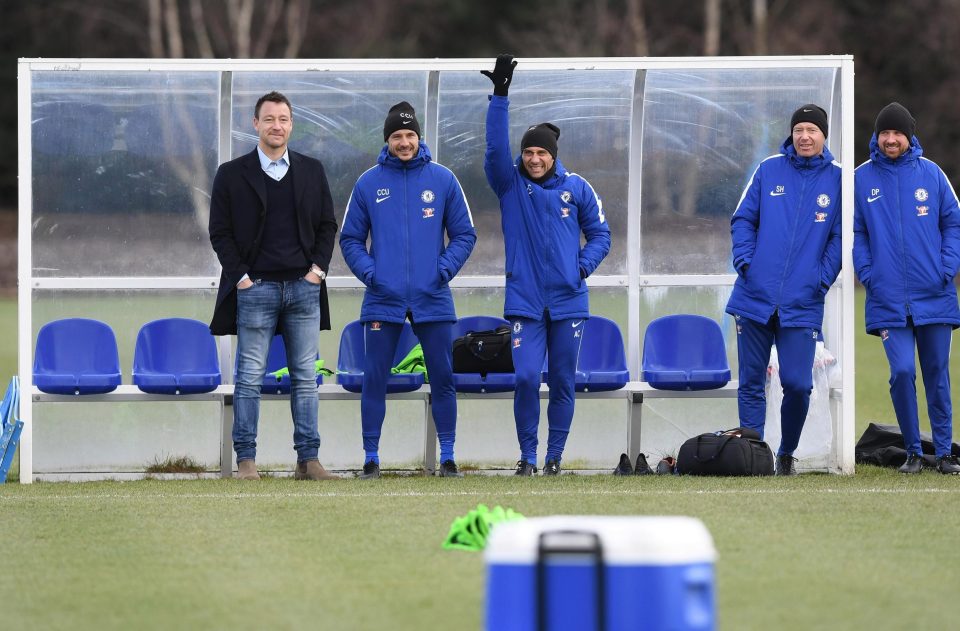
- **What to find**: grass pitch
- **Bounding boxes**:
[3,469,960,630]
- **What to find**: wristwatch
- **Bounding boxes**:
[310,264,326,281]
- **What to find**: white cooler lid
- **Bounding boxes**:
[484,516,717,565]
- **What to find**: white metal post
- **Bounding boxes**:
[16,62,33,483]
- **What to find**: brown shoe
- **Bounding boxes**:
[237,459,260,480]
[295,459,339,481]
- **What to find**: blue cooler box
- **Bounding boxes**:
[484,516,716,631]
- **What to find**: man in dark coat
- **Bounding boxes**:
[208,91,339,481]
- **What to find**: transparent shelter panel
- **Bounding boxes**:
[639,68,838,274]
[638,284,737,372]
[32,401,221,477]
[231,72,430,279]
[32,289,218,379]
[639,398,740,461]
[437,70,634,276]
[31,71,221,277]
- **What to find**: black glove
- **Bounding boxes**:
[481,54,518,97]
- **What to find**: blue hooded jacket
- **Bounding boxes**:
[853,135,960,334]
[340,142,476,324]
[484,95,611,321]
[725,137,842,328]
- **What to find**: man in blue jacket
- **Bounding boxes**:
[726,104,842,476]
[854,102,960,475]
[340,102,476,479]
[482,55,611,476]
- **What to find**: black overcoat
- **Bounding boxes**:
[208,149,338,336]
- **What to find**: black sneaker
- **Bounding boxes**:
[775,454,797,476]
[543,459,561,476]
[899,453,923,474]
[359,460,381,479]
[634,453,654,475]
[514,460,537,476]
[438,459,464,478]
[936,454,960,475]
[613,453,633,476]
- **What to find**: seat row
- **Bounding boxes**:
[32,314,733,396]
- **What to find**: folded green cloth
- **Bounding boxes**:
[391,343,428,381]
[271,359,335,379]
[442,504,525,551]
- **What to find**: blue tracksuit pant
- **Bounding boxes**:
[510,316,585,465]
[879,323,954,456]
[360,320,457,463]
[736,313,817,456]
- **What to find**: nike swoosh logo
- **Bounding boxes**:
[769,192,786,197]
[803,109,813,112]
[867,195,882,203]
[376,196,390,203]
[571,320,584,328]
[402,120,412,125]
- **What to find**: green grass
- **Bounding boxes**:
[2,290,960,628]
[2,471,959,630]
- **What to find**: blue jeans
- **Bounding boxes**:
[234,278,321,462]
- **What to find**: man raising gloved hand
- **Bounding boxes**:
[481,55,611,478]
[481,53,517,97]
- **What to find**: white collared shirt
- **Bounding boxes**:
[257,146,290,181]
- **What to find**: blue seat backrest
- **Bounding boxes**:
[33,318,122,394]
[134,318,219,377]
[642,314,730,390]
[579,316,628,371]
[338,320,420,372]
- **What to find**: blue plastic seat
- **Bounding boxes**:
[235,334,324,395]
[451,315,516,393]
[33,318,122,395]
[539,317,629,392]
[642,314,731,391]
[133,318,221,395]
[574,316,630,392]
[336,320,424,393]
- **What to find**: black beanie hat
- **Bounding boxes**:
[790,104,828,138]
[520,123,560,159]
[875,102,915,139]
[383,101,421,141]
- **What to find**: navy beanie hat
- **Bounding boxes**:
[790,104,829,138]
[875,102,915,139]
[520,122,560,158]
[383,101,421,141]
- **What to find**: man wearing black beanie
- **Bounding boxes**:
[854,102,960,475]
[341,100,476,479]
[482,54,611,477]
[725,102,842,475]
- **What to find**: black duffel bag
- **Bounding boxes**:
[452,325,514,375]
[676,427,774,476]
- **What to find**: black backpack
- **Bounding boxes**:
[676,427,775,476]
[451,325,514,375]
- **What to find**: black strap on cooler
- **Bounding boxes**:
[536,529,606,631]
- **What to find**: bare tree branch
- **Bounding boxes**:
[189,0,215,58]
[251,0,284,58]
[753,0,768,55]
[284,0,311,58]
[227,0,255,57]
[704,0,720,56]
[163,0,184,58]
[148,0,165,57]
[626,0,650,56]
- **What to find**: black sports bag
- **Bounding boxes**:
[451,325,514,375]
[676,427,775,476]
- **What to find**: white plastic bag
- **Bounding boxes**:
[763,341,838,468]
